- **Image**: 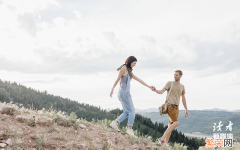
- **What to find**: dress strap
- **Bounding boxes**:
[126,66,131,92]
[125,66,129,74]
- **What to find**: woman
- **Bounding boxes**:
[110,56,155,137]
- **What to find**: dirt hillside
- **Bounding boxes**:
[1,102,239,150]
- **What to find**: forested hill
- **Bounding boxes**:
[0,80,205,150]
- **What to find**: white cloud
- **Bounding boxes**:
[139,35,156,44]
[2,0,59,13]
[0,0,240,110]
[73,10,81,19]
[18,12,40,37]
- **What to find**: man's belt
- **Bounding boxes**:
[172,104,178,108]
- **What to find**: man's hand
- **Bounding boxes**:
[184,110,188,117]
[149,86,156,91]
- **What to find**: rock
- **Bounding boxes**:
[16,131,23,136]
[0,104,15,114]
[55,128,60,133]
[77,143,86,148]
[132,144,139,149]
[36,116,52,126]
[16,115,29,122]
[146,145,151,149]
[0,143,6,148]
[2,114,9,118]
[1,140,5,143]
[0,131,4,140]
[16,115,37,127]
[95,138,100,143]
[79,123,86,129]
[23,126,29,129]
[107,140,112,145]
[30,134,38,139]
[5,138,12,145]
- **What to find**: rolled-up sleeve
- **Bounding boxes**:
[182,85,186,95]
[164,81,171,90]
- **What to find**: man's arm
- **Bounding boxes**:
[153,81,170,94]
[154,87,167,94]
[182,94,188,117]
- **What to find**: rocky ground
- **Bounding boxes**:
[1,102,239,150]
[0,102,166,150]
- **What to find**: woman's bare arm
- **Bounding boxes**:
[110,67,125,97]
[132,73,154,89]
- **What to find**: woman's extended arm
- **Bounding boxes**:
[110,67,125,98]
[132,73,154,90]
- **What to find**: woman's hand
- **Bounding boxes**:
[110,89,114,98]
[149,86,156,91]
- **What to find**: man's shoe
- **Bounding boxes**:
[158,138,165,146]
[126,129,137,138]
[110,121,120,132]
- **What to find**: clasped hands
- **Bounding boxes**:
[149,86,156,91]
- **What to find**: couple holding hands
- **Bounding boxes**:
[109,56,188,146]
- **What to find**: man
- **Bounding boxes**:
[152,70,188,145]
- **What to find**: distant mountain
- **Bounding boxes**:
[135,108,158,112]
[232,109,240,112]
[203,108,230,112]
[203,108,240,112]
[136,107,240,112]
[137,110,240,138]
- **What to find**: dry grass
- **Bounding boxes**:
[35,133,47,150]
[1,101,240,150]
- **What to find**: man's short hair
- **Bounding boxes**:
[175,70,183,76]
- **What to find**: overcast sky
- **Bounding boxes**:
[0,0,240,111]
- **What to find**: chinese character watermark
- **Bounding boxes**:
[206,121,233,148]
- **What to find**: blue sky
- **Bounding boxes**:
[0,0,240,110]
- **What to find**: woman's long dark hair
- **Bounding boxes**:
[117,56,137,79]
